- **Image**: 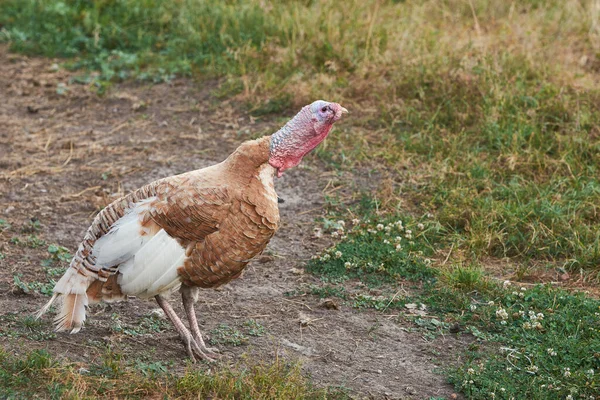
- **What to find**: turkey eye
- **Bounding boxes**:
[321,106,328,112]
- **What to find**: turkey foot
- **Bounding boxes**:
[155,294,217,362]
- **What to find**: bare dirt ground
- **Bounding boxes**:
[0,46,468,399]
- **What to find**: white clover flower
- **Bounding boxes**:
[406,229,412,234]
[344,262,352,268]
[500,388,506,392]
[566,395,573,400]
[376,224,384,231]
[337,220,345,227]
[528,365,538,373]
[367,229,377,234]
[496,308,509,320]
[384,225,392,232]
[383,239,390,244]
[518,310,525,317]
[426,212,433,218]
[467,368,475,374]
[503,280,511,288]
[547,348,557,356]
[518,292,525,298]
[340,235,347,239]
[564,368,571,377]
[322,254,330,261]
[404,233,412,239]
[521,287,527,291]
[536,313,544,320]
[470,305,477,311]
[424,258,432,266]
[490,393,495,399]
[409,241,414,245]
[469,380,474,384]
[352,218,360,225]
[334,251,342,259]
[523,322,532,329]
[331,231,339,238]
[417,223,424,230]
[586,369,594,376]
[500,320,507,325]
[395,244,402,251]
[506,367,512,371]
[512,291,519,296]
[488,301,495,306]
[394,236,402,242]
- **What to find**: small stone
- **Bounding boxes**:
[320,299,339,310]
[258,255,274,263]
[405,386,417,395]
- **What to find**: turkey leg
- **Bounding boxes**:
[154,294,216,362]
[181,285,220,357]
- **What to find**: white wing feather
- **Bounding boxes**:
[90,197,186,298]
[92,197,156,267]
[117,229,185,298]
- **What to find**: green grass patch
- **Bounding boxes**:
[305,213,600,398]
[109,312,170,337]
[0,348,345,399]
[0,314,56,341]
[209,324,248,347]
[11,244,72,296]
[307,215,439,286]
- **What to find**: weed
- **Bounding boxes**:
[12,274,54,296]
[243,320,266,337]
[0,313,55,341]
[443,264,489,293]
[109,313,170,337]
[447,284,600,399]
[209,324,248,347]
[0,218,11,231]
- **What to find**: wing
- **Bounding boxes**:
[90,180,233,298]
[147,181,232,242]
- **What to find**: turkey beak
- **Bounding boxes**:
[340,107,349,114]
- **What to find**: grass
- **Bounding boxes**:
[11,243,71,296]
[0,348,345,399]
[1,0,600,398]
[300,212,600,398]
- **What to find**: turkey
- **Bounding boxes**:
[37,100,347,361]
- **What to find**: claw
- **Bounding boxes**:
[184,334,217,363]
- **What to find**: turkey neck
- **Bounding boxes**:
[223,135,272,178]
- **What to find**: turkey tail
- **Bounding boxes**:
[36,267,92,333]
[54,293,88,333]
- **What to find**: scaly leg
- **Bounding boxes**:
[181,285,220,357]
[154,294,216,362]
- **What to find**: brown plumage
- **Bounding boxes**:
[37,100,347,361]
